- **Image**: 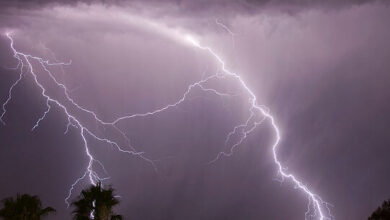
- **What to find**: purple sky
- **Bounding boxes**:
[0,1,390,219]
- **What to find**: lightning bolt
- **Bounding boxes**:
[184,35,334,220]
[2,33,155,207]
[215,19,236,48]
[2,26,334,219]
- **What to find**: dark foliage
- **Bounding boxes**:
[368,199,390,220]
[72,182,123,220]
[0,194,55,220]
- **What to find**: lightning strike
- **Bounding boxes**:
[215,19,236,48]
[184,34,334,220]
[2,23,333,219]
[0,65,23,125]
[2,32,232,208]
[2,33,155,208]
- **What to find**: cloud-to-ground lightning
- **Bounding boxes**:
[2,20,333,219]
[2,33,154,207]
[185,35,334,220]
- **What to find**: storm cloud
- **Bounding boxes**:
[0,1,390,220]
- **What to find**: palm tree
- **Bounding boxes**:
[368,199,390,220]
[0,194,55,220]
[72,182,123,220]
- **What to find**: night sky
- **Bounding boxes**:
[0,1,390,219]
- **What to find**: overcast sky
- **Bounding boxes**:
[0,1,390,219]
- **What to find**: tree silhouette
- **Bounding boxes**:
[72,182,123,220]
[368,199,390,220]
[0,194,55,220]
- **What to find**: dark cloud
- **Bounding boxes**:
[0,0,386,16]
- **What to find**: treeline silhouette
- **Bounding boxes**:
[1,185,389,220]
[0,182,122,220]
[368,199,390,220]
